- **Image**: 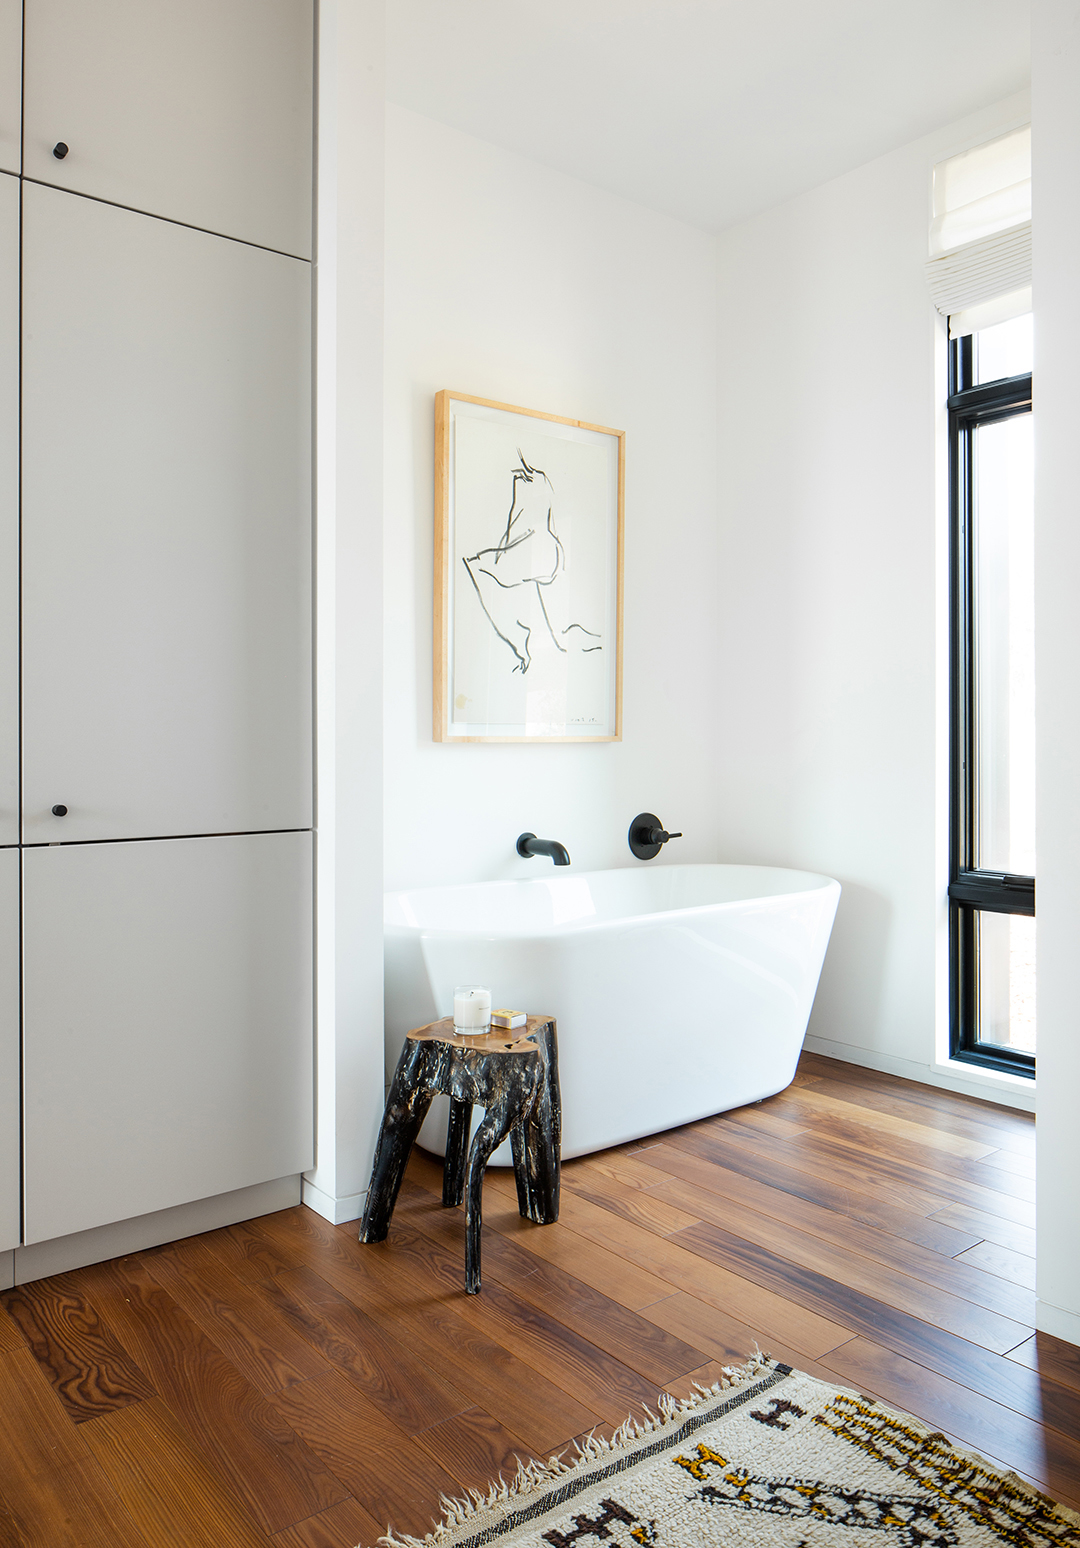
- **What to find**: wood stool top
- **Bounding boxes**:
[406,1014,554,1056]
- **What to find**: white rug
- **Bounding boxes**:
[374,1356,1080,1548]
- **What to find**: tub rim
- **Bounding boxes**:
[385,863,841,941]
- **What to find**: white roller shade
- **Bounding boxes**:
[925,126,1031,338]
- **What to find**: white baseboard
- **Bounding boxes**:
[1036,1299,1080,1349]
[302,1177,366,1225]
[12,1175,302,1286]
[0,1248,12,1291]
[802,1035,1036,1114]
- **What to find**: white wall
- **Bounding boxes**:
[1032,0,1080,1346]
[383,105,720,892]
[714,91,1034,1110]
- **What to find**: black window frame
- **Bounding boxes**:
[947,334,1034,1078]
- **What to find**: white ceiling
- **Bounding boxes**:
[385,0,1030,231]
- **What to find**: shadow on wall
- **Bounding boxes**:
[806,881,893,1052]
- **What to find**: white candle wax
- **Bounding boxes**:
[453,985,491,1033]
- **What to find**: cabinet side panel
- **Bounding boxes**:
[0,2,19,175]
[22,185,312,843]
[0,176,16,844]
[23,0,312,255]
[0,850,18,1251]
[23,831,313,1244]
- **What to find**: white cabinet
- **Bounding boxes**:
[23,831,313,1245]
[0,849,19,1252]
[0,176,16,844]
[22,182,312,845]
[9,1,315,1264]
[0,2,19,175]
[22,0,312,257]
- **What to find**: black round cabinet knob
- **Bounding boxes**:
[52,142,69,159]
[51,804,68,816]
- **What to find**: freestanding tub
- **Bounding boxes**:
[384,863,840,1164]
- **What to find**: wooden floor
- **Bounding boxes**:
[2,1051,1077,1547]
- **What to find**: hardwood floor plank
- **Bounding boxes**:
[969,1160,1037,1202]
[681,1104,810,1142]
[269,1496,385,1548]
[141,1235,334,1398]
[759,1083,998,1160]
[346,1212,667,1427]
[638,1138,981,1256]
[795,1054,1036,1152]
[639,1290,854,1379]
[262,1260,473,1434]
[500,1185,857,1358]
[675,1215,1031,1351]
[251,1208,601,1455]
[821,1337,1080,1513]
[78,1395,269,1548]
[756,1096,1036,1203]
[76,1257,350,1534]
[974,1147,1036,1179]
[394,1179,708,1388]
[790,1063,1036,1157]
[405,1149,677,1310]
[674,1219,1031,1356]
[1,1276,156,1424]
[681,1119,1037,1227]
[221,1216,304,1282]
[414,1406,534,1494]
[928,1202,1037,1258]
[662,1122,957,1217]
[1007,1331,1080,1394]
[955,1240,1037,1291]
[272,1370,460,1543]
[649,1173,1035,1324]
[561,1162,702,1235]
[570,1150,687,1193]
[0,1344,151,1548]
[0,1301,25,1352]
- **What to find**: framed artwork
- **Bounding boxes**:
[433,391,624,743]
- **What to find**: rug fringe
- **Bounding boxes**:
[373,1349,773,1548]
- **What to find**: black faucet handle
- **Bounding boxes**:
[629,813,682,861]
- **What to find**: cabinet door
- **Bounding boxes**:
[22,183,311,845]
[23,831,313,1245]
[0,175,16,844]
[0,1,19,174]
[0,849,18,1252]
[23,0,312,257]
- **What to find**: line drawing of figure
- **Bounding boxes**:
[462,452,602,674]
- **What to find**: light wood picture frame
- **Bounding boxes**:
[434,391,624,743]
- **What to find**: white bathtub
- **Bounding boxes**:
[384,863,840,1163]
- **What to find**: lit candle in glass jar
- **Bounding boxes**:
[453,984,491,1034]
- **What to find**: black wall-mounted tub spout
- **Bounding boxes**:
[517,833,571,866]
[629,813,682,861]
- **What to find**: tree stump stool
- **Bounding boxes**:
[358,1015,560,1294]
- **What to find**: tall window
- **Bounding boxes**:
[948,313,1034,1076]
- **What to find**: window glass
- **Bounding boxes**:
[975,312,1033,383]
[976,911,1036,1054]
[973,412,1035,875]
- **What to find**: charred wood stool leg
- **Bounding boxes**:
[443,1097,472,1207]
[359,1039,434,1243]
[514,1019,561,1223]
[463,1100,517,1294]
[510,1120,531,1218]
[517,1094,560,1224]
